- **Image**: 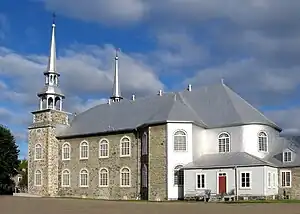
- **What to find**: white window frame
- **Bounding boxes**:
[79,168,89,187]
[120,167,131,187]
[99,139,109,158]
[173,130,188,152]
[173,165,184,186]
[218,132,230,153]
[34,169,42,186]
[142,132,148,155]
[99,168,109,187]
[79,140,89,160]
[281,170,292,188]
[283,151,292,162]
[240,171,252,189]
[196,173,206,189]
[61,169,71,187]
[34,143,43,160]
[258,131,268,152]
[120,136,131,157]
[62,142,71,160]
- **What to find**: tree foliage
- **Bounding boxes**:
[0,124,20,194]
[18,159,28,191]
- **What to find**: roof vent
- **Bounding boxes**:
[158,89,163,96]
[131,94,135,101]
[187,84,192,91]
[108,99,111,105]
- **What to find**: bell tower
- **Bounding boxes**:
[28,14,69,197]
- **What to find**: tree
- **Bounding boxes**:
[0,125,20,194]
[18,159,28,192]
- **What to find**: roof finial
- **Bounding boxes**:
[52,13,56,27]
[110,48,123,102]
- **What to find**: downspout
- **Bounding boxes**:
[135,128,140,200]
[235,166,238,201]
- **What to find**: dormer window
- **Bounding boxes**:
[283,151,292,162]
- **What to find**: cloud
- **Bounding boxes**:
[0,14,9,41]
[36,0,147,25]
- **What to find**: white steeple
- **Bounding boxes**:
[110,48,123,102]
[37,14,65,111]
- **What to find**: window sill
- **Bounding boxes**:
[239,187,252,190]
[99,156,109,159]
[99,185,109,188]
[79,157,89,160]
[120,155,131,157]
[62,158,70,161]
[79,186,89,188]
[120,185,131,188]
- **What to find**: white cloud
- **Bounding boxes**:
[36,0,147,25]
[0,14,9,40]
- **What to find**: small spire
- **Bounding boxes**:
[221,78,224,85]
[110,48,123,102]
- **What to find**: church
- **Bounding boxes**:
[28,19,300,201]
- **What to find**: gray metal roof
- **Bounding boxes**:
[183,152,277,169]
[57,83,281,138]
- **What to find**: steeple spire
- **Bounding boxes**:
[47,13,56,73]
[36,14,65,111]
[110,48,123,102]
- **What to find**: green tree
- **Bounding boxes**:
[0,125,20,194]
[18,159,28,192]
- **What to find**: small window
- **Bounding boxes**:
[99,139,109,158]
[272,173,276,188]
[258,132,268,152]
[35,144,42,160]
[142,133,148,155]
[267,172,271,188]
[142,164,148,187]
[17,176,22,182]
[281,170,291,187]
[34,170,42,186]
[62,143,71,160]
[61,169,70,187]
[196,174,205,189]
[174,130,187,151]
[283,151,292,162]
[240,172,251,188]
[174,165,184,186]
[79,169,89,187]
[99,168,109,187]
[120,137,131,157]
[80,141,89,159]
[120,167,131,187]
[218,133,230,153]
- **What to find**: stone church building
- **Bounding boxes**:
[28,19,300,201]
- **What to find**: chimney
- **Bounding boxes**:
[187,84,192,91]
[158,89,163,96]
[132,94,135,101]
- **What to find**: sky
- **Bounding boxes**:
[1,0,300,159]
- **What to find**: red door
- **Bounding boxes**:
[218,174,226,194]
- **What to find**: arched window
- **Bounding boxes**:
[62,143,70,160]
[55,97,61,110]
[120,167,131,187]
[35,144,42,160]
[99,139,109,158]
[142,132,148,155]
[61,169,70,187]
[48,97,53,109]
[142,164,148,187]
[34,170,42,186]
[174,165,184,186]
[79,169,89,187]
[120,137,131,157]
[218,132,230,153]
[258,132,268,152]
[99,168,109,187]
[80,141,89,159]
[174,130,187,151]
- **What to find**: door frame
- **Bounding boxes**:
[216,172,228,194]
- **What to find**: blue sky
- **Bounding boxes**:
[1,0,300,159]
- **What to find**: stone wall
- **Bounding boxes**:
[28,109,68,197]
[148,124,167,201]
[57,132,140,200]
[278,167,300,199]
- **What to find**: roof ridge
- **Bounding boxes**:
[222,84,280,130]
[244,152,275,166]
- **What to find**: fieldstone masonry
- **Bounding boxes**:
[278,167,300,199]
